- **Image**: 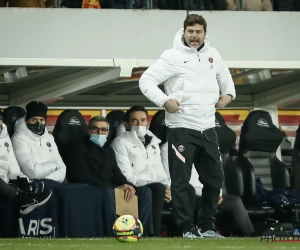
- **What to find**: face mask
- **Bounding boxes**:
[90,134,107,147]
[131,126,147,137]
[27,122,45,136]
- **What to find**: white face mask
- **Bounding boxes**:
[131,126,147,137]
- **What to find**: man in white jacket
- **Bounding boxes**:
[111,106,171,236]
[11,101,66,183]
[0,113,52,214]
[139,14,236,238]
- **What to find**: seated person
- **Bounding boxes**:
[161,141,254,237]
[0,113,51,214]
[11,101,66,183]
[67,116,153,237]
[111,106,171,237]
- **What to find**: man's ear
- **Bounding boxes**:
[125,122,130,130]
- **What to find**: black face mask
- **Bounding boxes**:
[27,122,45,136]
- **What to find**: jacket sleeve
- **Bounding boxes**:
[0,160,9,183]
[111,138,153,186]
[42,136,66,183]
[12,134,57,180]
[67,144,115,189]
[215,50,236,100]
[155,146,170,186]
[139,50,175,107]
[6,137,27,180]
[160,143,171,186]
[110,147,136,188]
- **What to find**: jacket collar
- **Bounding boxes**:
[14,117,48,141]
[123,130,161,147]
[173,28,211,55]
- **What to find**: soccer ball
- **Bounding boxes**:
[113,215,143,243]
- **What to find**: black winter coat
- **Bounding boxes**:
[67,135,133,189]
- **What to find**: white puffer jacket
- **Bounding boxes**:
[0,124,27,183]
[140,28,236,131]
[11,117,66,183]
[111,130,169,187]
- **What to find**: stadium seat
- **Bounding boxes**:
[149,110,167,147]
[237,110,289,217]
[106,110,125,145]
[214,111,244,198]
[52,110,87,166]
[292,125,300,193]
[3,106,26,137]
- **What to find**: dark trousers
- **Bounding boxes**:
[100,185,153,237]
[146,182,166,236]
[165,184,196,235]
[168,127,224,232]
[0,178,17,198]
[195,194,255,236]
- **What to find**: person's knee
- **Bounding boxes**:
[147,182,166,199]
[153,182,166,193]
[136,185,152,199]
[101,186,115,200]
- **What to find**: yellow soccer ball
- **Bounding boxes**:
[113,215,143,243]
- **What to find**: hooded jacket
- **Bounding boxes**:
[139,28,236,131]
[111,130,169,187]
[11,117,66,183]
[0,123,27,183]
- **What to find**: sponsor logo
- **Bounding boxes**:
[18,218,55,238]
[257,118,269,127]
[4,142,9,147]
[215,119,220,127]
[114,119,122,127]
[161,119,165,126]
[11,114,18,122]
[208,57,213,63]
[46,142,51,147]
[151,145,156,149]
[178,145,185,152]
[184,60,189,63]
[68,117,81,125]
[116,231,134,236]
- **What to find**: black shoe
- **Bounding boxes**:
[183,226,204,238]
[16,190,52,214]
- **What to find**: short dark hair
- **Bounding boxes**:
[184,14,207,32]
[88,116,109,128]
[124,106,148,123]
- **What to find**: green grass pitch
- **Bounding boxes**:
[0,238,299,250]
